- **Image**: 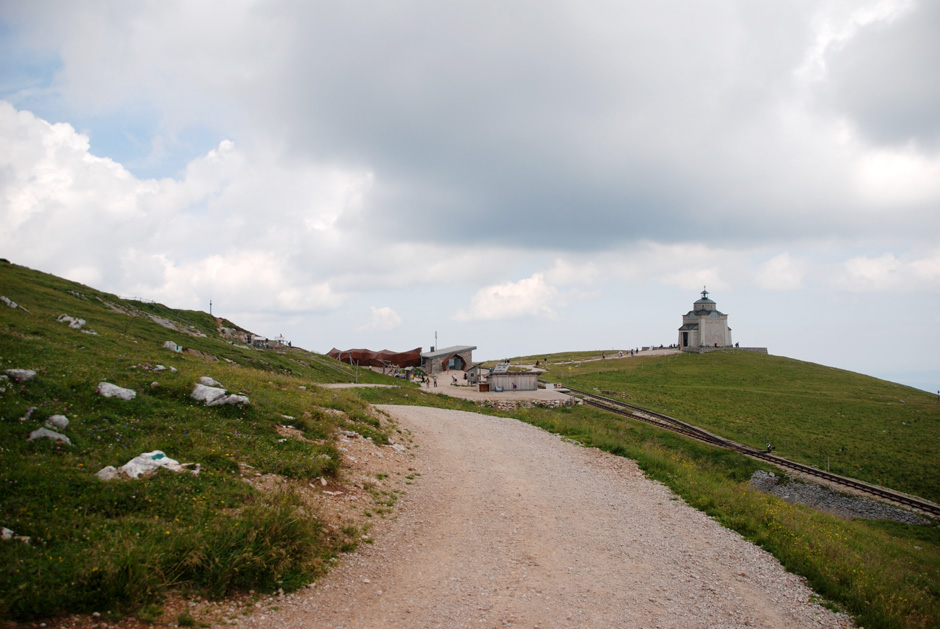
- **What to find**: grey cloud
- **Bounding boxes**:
[821,1,940,151]
[247,1,849,249]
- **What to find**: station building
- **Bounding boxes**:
[421,345,477,374]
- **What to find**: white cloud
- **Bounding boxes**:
[454,273,559,322]
[833,251,940,292]
[359,306,403,332]
[756,253,808,290]
[545,258,600,286]
[0,101,372,313]
[855,148,940,206]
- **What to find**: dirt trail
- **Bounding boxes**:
[230,406,852,628]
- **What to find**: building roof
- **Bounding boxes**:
[420,345,477,359]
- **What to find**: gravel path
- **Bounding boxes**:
[229,406,853,628]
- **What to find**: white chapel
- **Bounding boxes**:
[678,288,733,349]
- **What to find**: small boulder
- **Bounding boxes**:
[28,427,71,445]
[98,382,136,400]
[153,365,167,373]
[5,369,36,382]
[45,414,69,430]
[1,296,17,309]
[163,341,182,353]
[57,314,86,330]
[191,383,250,407]
[95,466,120,481]
[198,376,223,387]
[191,383,228,405]
[120,450,185,479]
[217,394,249,406]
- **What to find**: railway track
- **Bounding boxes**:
[557,385,940,518]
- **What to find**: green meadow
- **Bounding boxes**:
[536,350,940,503]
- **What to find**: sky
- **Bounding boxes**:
[1,0,938,392]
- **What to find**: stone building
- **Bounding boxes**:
[678,288,732,349]
[420,345,476,374]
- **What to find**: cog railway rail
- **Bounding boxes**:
[558,385,940,519]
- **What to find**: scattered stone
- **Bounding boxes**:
[153,365,167,373]
[97,450,199,480]
[163,340,183,353]
[198,376,223,387]
[28,427,71,445]
[191,383,250,407]
[56,314,86,330]
[1,296,18,309]
[19,406,37,422]
[192,383,228,405]
[5,369,36,382]
[386,443,407,453]
[95,466,120,481]
[1,527,30,544]
[97,382,137,400]
[45,414,69,429]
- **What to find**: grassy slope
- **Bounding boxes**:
[538,350,940,503]
[0,262,397,621]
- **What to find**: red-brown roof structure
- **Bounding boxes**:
[327,347,422,368]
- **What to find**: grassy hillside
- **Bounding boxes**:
[0,261,398,621]
[537,350,940,503]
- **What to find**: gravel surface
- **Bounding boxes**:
[227,406,853,629]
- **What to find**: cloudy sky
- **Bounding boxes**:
[1,0,938,391]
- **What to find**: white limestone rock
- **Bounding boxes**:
[217,394,249,406]
[28,427,71,445]
[97,382,136,400]
[119,450,185,479]
[45,414,69,430]
[198,376,223,387]
[57,314,86,330]
[191,383,228,405]
[163,340,183,353]
[4,369,36,382]
[191,382,250,407]
[95,466,120,481]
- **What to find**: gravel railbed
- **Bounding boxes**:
[227,406,853,628]
[750,470,929,525]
